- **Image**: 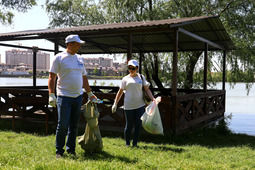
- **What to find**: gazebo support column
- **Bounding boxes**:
[139,52,143,73]
[54,38,59,55]
[223,50,226,90]
[204,43,208,115]
[127,33,132,63]
[32,46,38,88]
[171,28,179,133]
[203,43,208,92]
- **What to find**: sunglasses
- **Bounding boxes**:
[128,67,136,70]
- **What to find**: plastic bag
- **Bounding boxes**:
[78,101,103,153]
[141,97,164,135]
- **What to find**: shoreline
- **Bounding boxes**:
[0,75,122,80]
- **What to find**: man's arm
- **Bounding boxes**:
[48,72,57,107]
[83,75,91,93]
[48,72,57,94]
[83,75,96,100]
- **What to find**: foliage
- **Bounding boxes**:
[0,0,37,25]
[45,0,105,28]
[44,0,255,90]
[92,66,98,75]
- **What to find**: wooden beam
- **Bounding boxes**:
[179,28,225,50]
[0,43,56,52]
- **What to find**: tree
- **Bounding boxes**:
[93,66,98,75]
[0,0,37,25]
[45,0,255,90]
[45,0,105,28]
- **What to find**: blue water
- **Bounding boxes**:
[1,78,255,136]
[223,83,255,136]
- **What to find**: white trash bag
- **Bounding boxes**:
[141,97,164,135]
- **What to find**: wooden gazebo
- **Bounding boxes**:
[0,15,235,134]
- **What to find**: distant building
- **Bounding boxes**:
[5,49,50,71]
[84,57,113,68]
[83,57,126,76]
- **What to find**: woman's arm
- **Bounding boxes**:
[112,89,124,113]
[144,85,155,101]
[114,89,124,104]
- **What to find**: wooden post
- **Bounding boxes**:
[204,43,208,92]
[54,38,59,55]
[127,33,132,62]
[223,50,226,90]
[204,43,208,115]
[32,46,38,88]
[127,33,132,74]
[139,52,143,73]
[171,28,179,133]
[172,29,178,97]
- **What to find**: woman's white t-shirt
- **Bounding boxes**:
[49,51,87,98]
[120,74,149,110]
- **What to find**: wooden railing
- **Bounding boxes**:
[0,86,225,134]
[174,90,225,133]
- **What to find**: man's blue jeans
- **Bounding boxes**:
[56,95,83,154]
[124,106,145,146]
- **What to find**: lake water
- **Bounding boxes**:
[1,77,255,136]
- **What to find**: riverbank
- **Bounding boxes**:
[0,75,122,79]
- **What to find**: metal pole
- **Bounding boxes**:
[32,46,38,88]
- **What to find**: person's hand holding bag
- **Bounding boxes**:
[112,102,117,113]
[49,93,57,107]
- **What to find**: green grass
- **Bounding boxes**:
[1,120,255,169]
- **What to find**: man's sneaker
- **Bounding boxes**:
[56,153,63,159]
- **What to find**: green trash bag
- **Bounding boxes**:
[78,101,103,152]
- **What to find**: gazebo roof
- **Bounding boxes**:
[0,15,235,54]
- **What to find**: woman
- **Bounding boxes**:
[112,59,155,147]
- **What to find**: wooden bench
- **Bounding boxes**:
[0,88,57,134]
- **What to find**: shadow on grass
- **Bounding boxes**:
[139,145,185,153]
[80,150,137,164]
[139,123,255,149]
[1,118,255,150]
[0,119,56,136]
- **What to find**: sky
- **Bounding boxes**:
[0,0,123,64]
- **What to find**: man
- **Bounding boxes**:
[48,34,96,158]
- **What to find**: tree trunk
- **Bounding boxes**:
[184,51,203,89]
[151,53,164,88]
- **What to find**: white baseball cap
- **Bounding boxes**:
[128,60,138,67]
[65,34,85,44]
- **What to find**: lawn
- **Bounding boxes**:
[0,120,255,169]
